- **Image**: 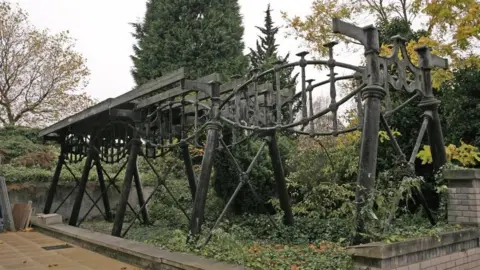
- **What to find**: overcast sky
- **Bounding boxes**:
[12,0,362,104]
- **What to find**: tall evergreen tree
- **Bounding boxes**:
[130,0,248,86]
[214,4,297,215]
[248,4,297,89]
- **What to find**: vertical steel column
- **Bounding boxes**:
[354,25,385,240]
[44,140,65,214]
[94,155,113,222]
[112,138,141,237]
[69,136,95,226]
[267,132,294,226]
[133,164,149,224]
[415,46,447,171]
[189,81,221,237]
[181,143,197,200]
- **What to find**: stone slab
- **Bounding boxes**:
[36,213,63,225]
[444,169,480,181]
[32,221,244,270]
[346,228,480,259]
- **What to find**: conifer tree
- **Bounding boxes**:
[130,0,248,86]
[249,4,297,90]
[214,4,297,215]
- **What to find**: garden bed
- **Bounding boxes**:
[80,214,464,270]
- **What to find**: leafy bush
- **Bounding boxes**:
[439,67,480,148]
[0,164,53,183]
[0,126,47,163]
[213,134,295,214]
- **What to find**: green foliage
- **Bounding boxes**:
[248,4,298,121]
[378,17,427,46]
[213,135,295,214]
[131,0,248,85]
[249,4,297,86]
[0,126,46,162]
[439,67,480,148]
[83,217,353,270]
[285,134,359,221]
[0,164,52,183]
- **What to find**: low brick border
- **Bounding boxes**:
[32,221,244,270]
[444,169,480,225]
[347,229,480,269]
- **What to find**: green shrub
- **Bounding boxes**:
[0,164,53,183]
[0,126,47,163]
[213,134,295,214]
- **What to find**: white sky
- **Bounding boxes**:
[11,0,362,106]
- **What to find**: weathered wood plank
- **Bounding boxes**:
[39,98,114,137]
[39,68,186,137]
[109,68,186,108]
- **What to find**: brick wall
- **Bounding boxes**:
[445,170,480,225]
[401,248,480,270]
[349,229,480,270]
[348,169,480,270]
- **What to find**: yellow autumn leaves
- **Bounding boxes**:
[417,141,480,167]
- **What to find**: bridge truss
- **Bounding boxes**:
[39,19,448,245]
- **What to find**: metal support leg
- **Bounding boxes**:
[133,165,149,224]
[181,143,197,200]
[189,81,221,238]
[95,155,113,222]
[415,46,447,171]
[354,26,385,243]
[112,139,140,237]
[44,145,65,214]
[69,146,94,226]
[267,133,294,226]
[426,109,447,170]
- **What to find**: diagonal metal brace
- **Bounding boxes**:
[121,162,179,237]
[140,150,190,222]
[199,139,276,248]
[76,159,129,227]
[53,162,106,220]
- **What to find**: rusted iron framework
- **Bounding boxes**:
[39,19,447,244]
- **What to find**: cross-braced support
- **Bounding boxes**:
[267,132,294,226]
[133,164,149,225]
[190,81,222,238]
[44,141,65,214]
[69,136,96,226]
[112,138,141,237]
[94,151,113,222]
[181,142,197,199]
[198,137,277,247]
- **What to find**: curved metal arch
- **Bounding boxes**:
[93,120,136,164]
[63,133,89,164]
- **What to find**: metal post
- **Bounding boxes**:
[189,81,221,237]
[112,138,141,237]
[415,46,447,171]
[267,133,294,226]
[94,155,113,222]
[355,25,385,241]
[44,141,65,214]
[181,143,197,200]
[69,139,95,226]
[133,164,149,224]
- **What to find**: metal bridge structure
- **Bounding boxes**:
[39,19,448,244]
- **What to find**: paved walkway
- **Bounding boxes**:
[0,231,141,270]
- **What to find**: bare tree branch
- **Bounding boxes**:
[0,2,93,127]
